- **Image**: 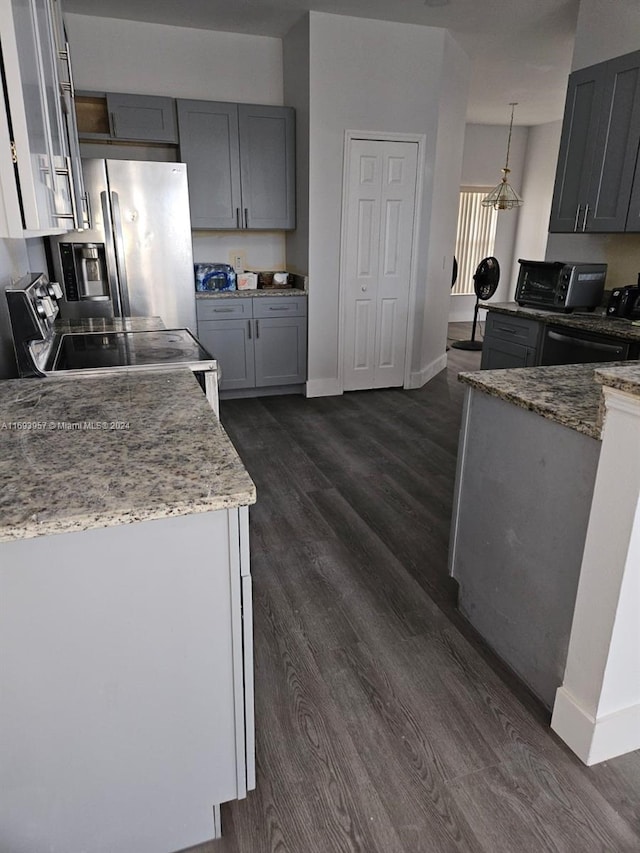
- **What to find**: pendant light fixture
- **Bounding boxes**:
[482,103,523,211]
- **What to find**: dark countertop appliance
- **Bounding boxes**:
[515,259,607,312]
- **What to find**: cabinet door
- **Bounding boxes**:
[585,52,640,232]
[549,65,604,233]
[480,338,536,370]
[253,316,307,386]
[238,105,295,230]
[107,93,178,143]
[33,0,74,224]
[176,99,241,229]
[7,0,59,230]
[197,319,255,390]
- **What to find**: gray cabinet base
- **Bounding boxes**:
[220,383,305,400]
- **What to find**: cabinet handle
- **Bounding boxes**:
[256,319,259,338]
[83,191,92,229]
[110,112,118,137]
[236,208,240,228]
[64,156,79,228]
[582,203,590,231]
[59,41,75,98]
[214,307,234,312]
[574,204,582,232]
[244,208,249,229]
[247,320,252,340]
[269,305,291,311]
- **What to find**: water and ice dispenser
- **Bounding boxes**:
[58,242,109,302]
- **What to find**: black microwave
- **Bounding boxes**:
[515,260,607,312]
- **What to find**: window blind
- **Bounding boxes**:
[452,189,498,295]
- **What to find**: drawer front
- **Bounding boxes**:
[196,299,253,322]
[252,296,307,319]
[485,311,541,347]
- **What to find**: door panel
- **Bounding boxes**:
[253,316,306,386]
[376,298,397,369]
[198,319,255,390]
[353,299,374,371]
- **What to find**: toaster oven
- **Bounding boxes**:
[515,260,607,312]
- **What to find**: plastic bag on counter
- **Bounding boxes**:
[194,263,236,292]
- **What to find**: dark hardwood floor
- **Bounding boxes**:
[188,325,640,853]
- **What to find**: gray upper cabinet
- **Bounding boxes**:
[238,104,295,230]
[550,49,640,234]
[176,100,241,229]
[177,99,295,230]
[106,93,178,143]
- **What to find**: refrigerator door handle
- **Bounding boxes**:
[110,191,131,316]
[100,191,123,317]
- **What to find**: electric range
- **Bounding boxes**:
[6,272,219,413]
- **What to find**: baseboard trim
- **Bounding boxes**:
[305,378,343,398]
[551,687,640,765]
[406,354,448,390]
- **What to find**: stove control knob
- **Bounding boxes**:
[48,281,63,300]
[41,296,56,318]
[35,300,47,318]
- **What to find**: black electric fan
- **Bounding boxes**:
[451,256,500,351]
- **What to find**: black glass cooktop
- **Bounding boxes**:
[48,329,215,372]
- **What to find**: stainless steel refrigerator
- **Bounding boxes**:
[48,159,196,331]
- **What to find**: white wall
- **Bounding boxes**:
[572,0,640,71]
[65,14,287,271]
[546,0,640,283]
[509,120,563,289]
[65,15,283,103]
[283,17,310,278]
[292,12,469,394]
[449,124,528,321]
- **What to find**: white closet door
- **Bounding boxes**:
[343,139,418,391]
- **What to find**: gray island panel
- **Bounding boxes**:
[450,385,601,709]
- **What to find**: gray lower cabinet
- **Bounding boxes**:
[254,316,307,386]
[177,100,295,230]
[197,297,307,394]
[0,507,254,852]
[480,312,542,369]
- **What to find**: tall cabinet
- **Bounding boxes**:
[176,100,295,230]
[550,49,640,233]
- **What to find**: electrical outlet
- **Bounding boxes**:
[229,250,246,272]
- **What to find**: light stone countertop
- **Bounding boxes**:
[0,369,256,542]
[457,363,628,439]
[196,288,307,299]
[595,362,640,396]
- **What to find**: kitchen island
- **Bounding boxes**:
[450,360,640,764]
[449,363,607,708]
[0,369,256,852]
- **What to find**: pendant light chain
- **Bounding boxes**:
[504,102,517,173]
[481,102,524,211]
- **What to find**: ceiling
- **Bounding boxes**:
[63,0,581,125]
